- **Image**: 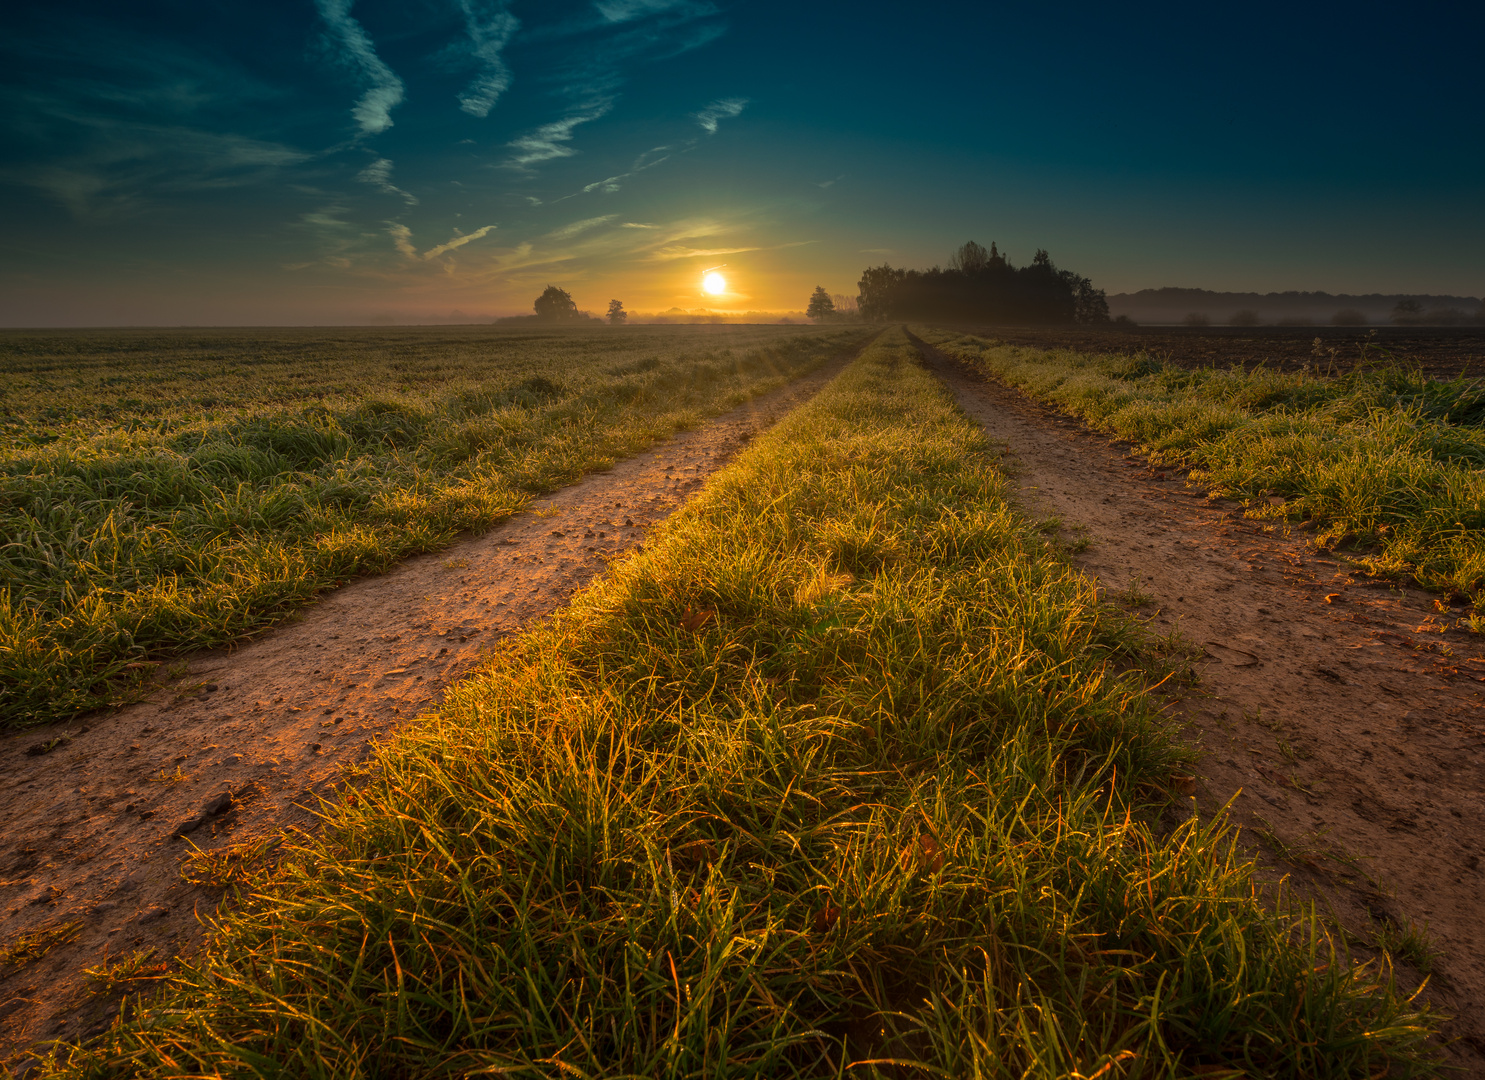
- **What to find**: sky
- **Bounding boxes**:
[2,0,1482,326]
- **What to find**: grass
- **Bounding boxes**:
[0,323,870,729]
[915,327,1485,601]
[0,921,81,969]
[1374,918,1444,977]
[38,328,1437,1077]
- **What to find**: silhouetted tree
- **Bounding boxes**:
[606,299,627,325]
[534,285,580,321]
[949,240,991,273]
[1229,309,1261,326]
[830,293,858,319]
[806,286,835,321]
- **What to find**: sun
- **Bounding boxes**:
[702,271,726,295]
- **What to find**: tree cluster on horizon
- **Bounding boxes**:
[855,241,1110,325]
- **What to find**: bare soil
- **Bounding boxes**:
[0,347,863,1067]
[916,336,1485,1075]
[953,324,1485,380]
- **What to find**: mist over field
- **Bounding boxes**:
[1111,287,1483,327]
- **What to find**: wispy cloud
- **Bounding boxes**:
[860,248,894,255]
[456,0,520,117]
[358,158,418,205]
[818,174,845,189]
[315,0,405,135]
[387,222,417,258]
[547,215,617,240]
[3,115,310,218]
[622,222,657,228]
[651,244,761,261]
[385,223,498,261]
[595,0,710,22]
[503,106,611,170]
[582,174,626,194]
[695,97,746,134]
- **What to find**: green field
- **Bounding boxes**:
[0,324,869,729]
[40,330,1436,1078]
[917,327,1485,604]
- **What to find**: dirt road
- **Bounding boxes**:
[916,335,1485,1074]
[0,342,869,1064]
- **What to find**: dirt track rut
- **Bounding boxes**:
[917,335,1485,1075]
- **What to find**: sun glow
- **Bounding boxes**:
[702,271,726,295]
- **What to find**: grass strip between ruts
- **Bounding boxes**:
[915,326,1485,603]
[44,327,1437,1078]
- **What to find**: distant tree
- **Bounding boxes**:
[857,266,903,321]
[606,299,627,325]
[1425,307,1469,325]
[1391,299,1425,326]
[1183,312,1210,327]
[949,240,991,274]
[1330,308,1366,326]
[806,286,836,321]
[1067,274,1110,324]
[534,285,580,321]
[1475,301,1485,326]
[1113,314,1137,326]
[830,293,858,319]
[1229,309,1261,326]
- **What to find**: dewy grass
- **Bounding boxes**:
[0,324,869,729]
[41,329,1436,1078]
[916,327,1485,601]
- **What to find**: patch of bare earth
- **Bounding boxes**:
[0,347,863,1066]
[917,337,1485,1076]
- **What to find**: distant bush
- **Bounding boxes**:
[1392,299,1425,326]
[1425,307,1470,325]
[1228,309,1261,326]
[1331,309,1367,325]
[1182,312,1210,327]
[1112,314,1137,326]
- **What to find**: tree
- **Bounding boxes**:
[606,299,627,325]
[830,293,858,319]
[534,285,579,321]
[806,286,836,321]
[1066,274,1110,324]
[949,240,991,274]
[1229,309,1261,326]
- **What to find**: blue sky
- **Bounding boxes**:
[2,0,1481,324]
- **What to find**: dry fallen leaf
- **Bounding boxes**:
[679,608,715,633]
[901,831,944,875]
[1171,773,1197,796]
[813,902,841,932]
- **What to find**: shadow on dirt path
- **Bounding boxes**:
[914,332,1485,1075]
[0,337,874,1065]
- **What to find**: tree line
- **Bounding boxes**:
[845,241,1110,325]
